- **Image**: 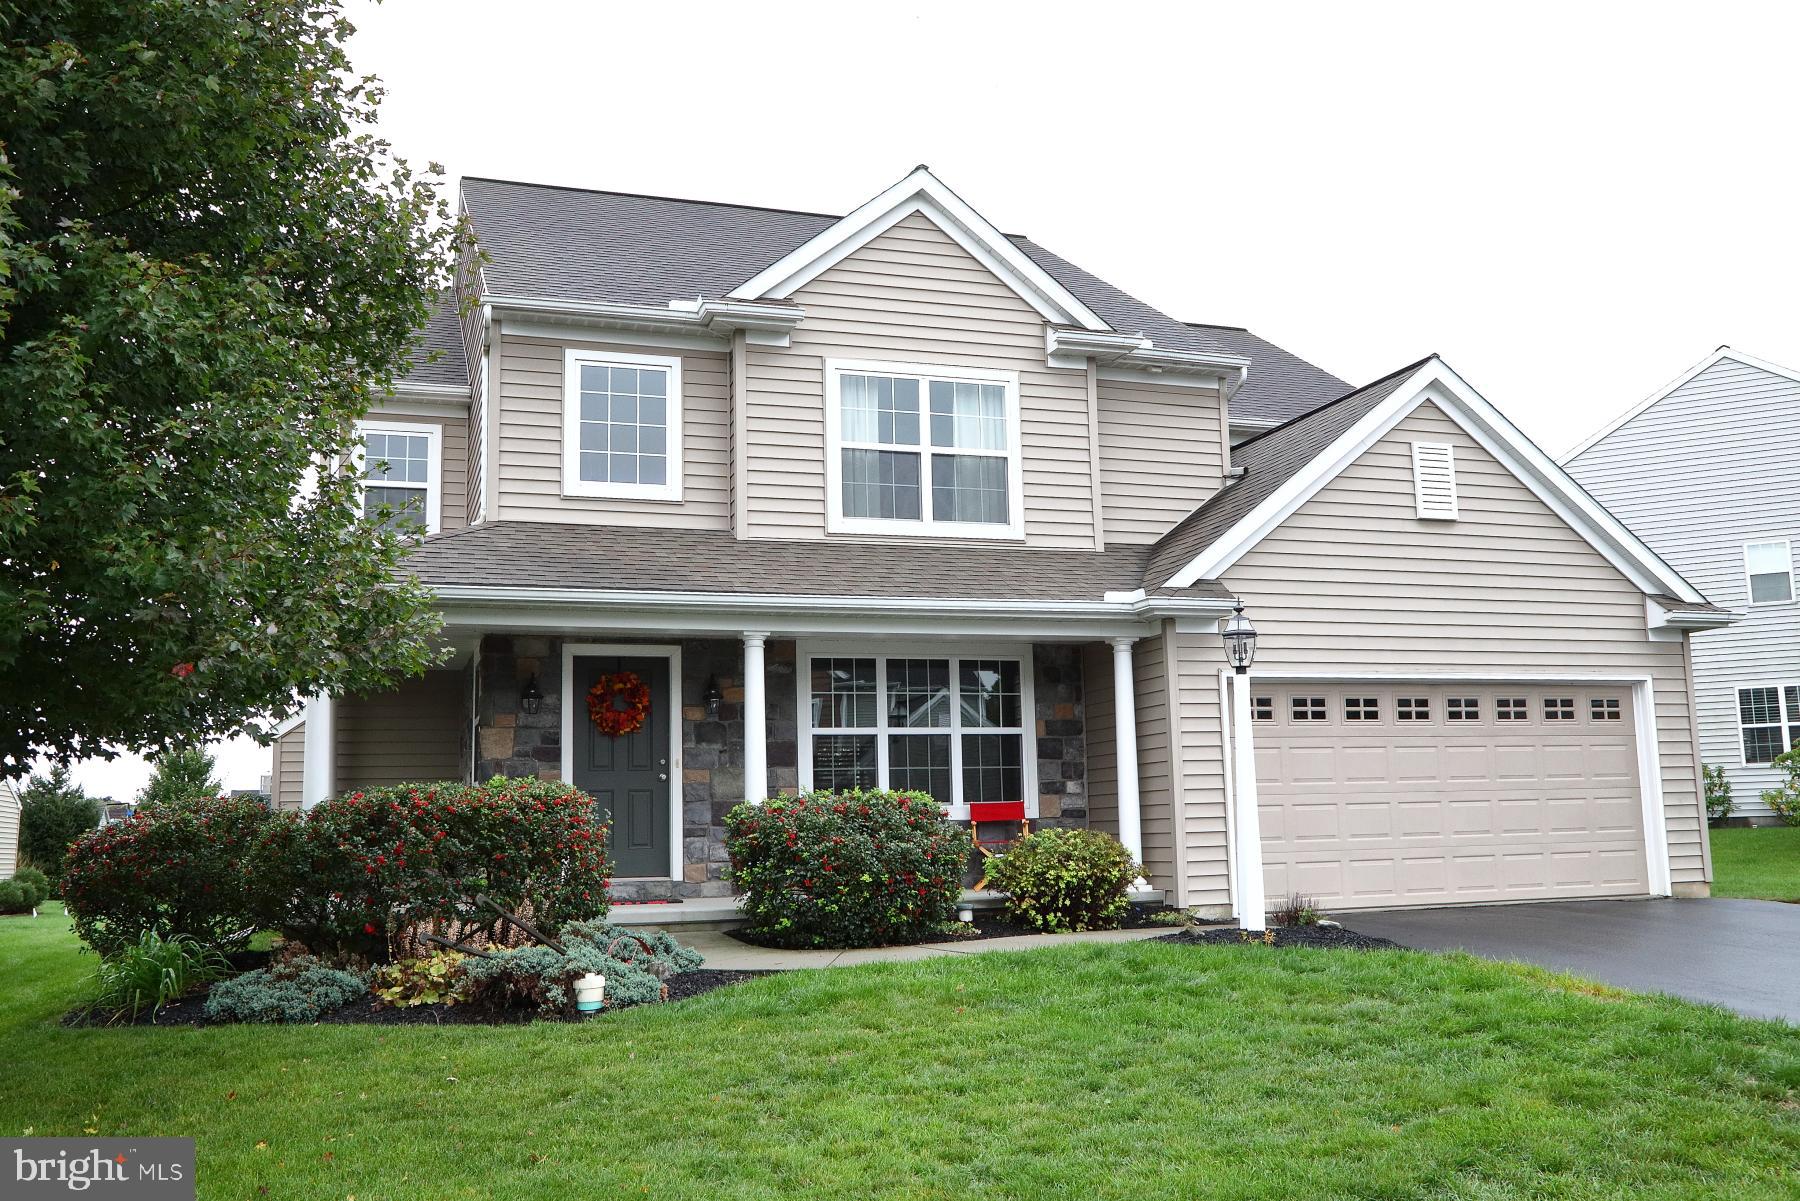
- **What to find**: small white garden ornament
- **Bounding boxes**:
[574,972,606,1012]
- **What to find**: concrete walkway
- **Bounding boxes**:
[1353,898,1800,1024]
[686,925,1170,970]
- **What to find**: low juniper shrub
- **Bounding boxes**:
[459,920,703,1016]
[262,776,611,962]
[202,952,368,1024]
[62,794,281,955]
[724,789,966,948]
[985,827,1140,933]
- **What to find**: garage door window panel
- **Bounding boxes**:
[1496,697,1528,721]
[1397,697,1431,721]
[1544,697,1575,721]
[1446,697,1480,722]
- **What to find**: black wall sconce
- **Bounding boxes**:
[703,674,723,719]
[520,674,542,715]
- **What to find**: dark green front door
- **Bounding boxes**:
[571,655,671,878]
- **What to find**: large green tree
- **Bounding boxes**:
[0,2,462,771]
[18,764,101,879]
[134,746,223,809]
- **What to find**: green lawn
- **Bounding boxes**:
[2,907,1797,1199]
[1711,825,1800,901]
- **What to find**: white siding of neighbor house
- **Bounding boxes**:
[743,212,1097,546]
[1566,355,1800,818]
[1170,401,1707,909]
[0,779,19,878]
[1096,377,1226,544]
[362,407,471,535]
[493,334,733,528]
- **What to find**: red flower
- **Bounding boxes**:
[170,662,196,679]
[363,922,378,935]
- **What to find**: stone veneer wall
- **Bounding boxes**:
[1032,645,1087,829]
[472,634,797,900]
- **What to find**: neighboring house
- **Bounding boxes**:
[270,166,1732,916]
[1566,348,1800,822]
[0,777,19,880]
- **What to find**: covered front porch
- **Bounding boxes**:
[293,620,1179,903]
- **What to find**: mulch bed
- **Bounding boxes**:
[64,969,768,1029]
[726,904,1185,950]
[1155,925,1403,950]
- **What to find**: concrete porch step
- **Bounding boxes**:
[609,887,1168,936]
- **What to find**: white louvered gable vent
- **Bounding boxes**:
[1410,441,1459,520]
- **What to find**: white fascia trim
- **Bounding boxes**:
[374,390,471,419]
[1060,330,1251,392]
[485,297,802,350]
[1562,346,1800,464]
[728,166,1110,332]
[1167,358,1710,604]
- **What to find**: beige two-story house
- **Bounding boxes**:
[271,167,1732,917]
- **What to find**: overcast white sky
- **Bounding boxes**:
[58,0,1800,800]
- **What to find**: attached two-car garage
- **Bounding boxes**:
[1252,683,1652,911]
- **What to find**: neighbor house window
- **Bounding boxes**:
[802,650,1031,817]
[825,359,1023,537]
[356,421,440,534]
[562,348,683,501]
[1744,540,1794,604]
[1738,685,1800,764]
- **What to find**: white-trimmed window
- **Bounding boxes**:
[1738,684,1800,764]
[1744,540,1794,605]
[799,649,1033,817]
[356,421,440,534]
[824,359,1024,538]
[562,348,683,502]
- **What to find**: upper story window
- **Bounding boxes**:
[825,359,1023,538]
[1744,540,1794,605]
[562,348,683,502]
[356,421,439,535]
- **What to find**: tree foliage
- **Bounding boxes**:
[134,746,222,809]
[0,1,465,771]
[18,764,101,878]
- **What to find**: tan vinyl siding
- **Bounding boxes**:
[494,335,732,528]
[1082,631,1181,896]
[1096,377,1226,544]
[1174,400,1705,904]
[334,671,466,791]
[744,212,1096,545]
[1567,356,1800,817]
[362,407,470,534]
[270,725,306,812]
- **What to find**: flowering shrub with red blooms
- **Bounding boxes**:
[263,777,611,962]
[63,794,283,955]
[724,789,966,949]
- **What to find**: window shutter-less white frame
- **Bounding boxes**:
[1411,441,1459,520]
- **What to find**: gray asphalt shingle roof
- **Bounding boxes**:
[1141,357,1435,590]
[456,176,1338,409]
[405,522,1234,605]
[399,292,469,389]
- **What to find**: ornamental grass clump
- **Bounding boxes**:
[725,789,966,948]
[986,827,1140,933]
[265,776,611,962]
[62,793,283,955]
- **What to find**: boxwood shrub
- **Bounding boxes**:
[263,776,611,961]
[62,794,281,954]
[985,827,1140,933]
[724,789,966,948]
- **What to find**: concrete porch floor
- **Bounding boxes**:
[680,925,1172,971]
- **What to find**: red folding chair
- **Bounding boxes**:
[969,800,1029,891]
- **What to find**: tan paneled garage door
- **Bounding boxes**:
[1253,683,1650,910]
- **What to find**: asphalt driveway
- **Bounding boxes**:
[1352,898,1800,1024]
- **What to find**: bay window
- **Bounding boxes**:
[801,649,1033,817]
[356,421,440,535]
[562,348,683,501]
[826,359,1023,537]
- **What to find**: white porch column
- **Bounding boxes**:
[1230,673,1267,931]
[299,693,336,811]
[1108,638,1145,870]
[742,632,768,803]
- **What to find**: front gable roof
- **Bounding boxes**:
[1562,346,1800,464]
[1148,356,1718,609]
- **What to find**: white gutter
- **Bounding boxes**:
[482,293,804,347]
